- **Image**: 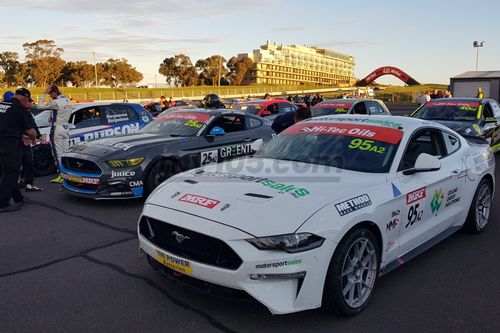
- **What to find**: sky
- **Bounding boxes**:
[1,0,499,86]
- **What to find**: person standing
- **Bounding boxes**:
[476,87,484,98]
[37,84,72,184]
[20,99,45,191]
[418,91,431,105]
[0,88,36,212]
[271,107,312,134]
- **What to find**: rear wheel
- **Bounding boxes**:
[323,228,379,316]
[144,159,180,196]
[464,178,492,233]
[32,144,57,176]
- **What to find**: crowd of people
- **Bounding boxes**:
[418,89,453,105]
[0,85,72,213]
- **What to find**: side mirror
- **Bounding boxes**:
[261,110,271,117]
[209,126,225,136]
[403,153,441,175]
[251,139,264,152]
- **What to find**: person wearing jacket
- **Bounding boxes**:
[37,84,72,184]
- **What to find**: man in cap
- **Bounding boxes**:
[0,88,36,212]
[37,84,72,184]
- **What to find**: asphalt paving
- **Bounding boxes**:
[1,108,499,332]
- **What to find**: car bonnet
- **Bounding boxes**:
[146,158,387,237]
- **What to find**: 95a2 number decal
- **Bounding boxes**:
[348,139,386,154]
[405,203,423,228]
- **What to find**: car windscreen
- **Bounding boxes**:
[234,104,262,115]
[413,101,479,121]
[312,102,353,117]
[255,122,403,173]
[140,112,212,136]
[34,110,51,128]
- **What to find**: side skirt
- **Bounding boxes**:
[380,226,462,277]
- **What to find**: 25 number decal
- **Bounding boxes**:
[348,139,386,154]
[405,203,423,228]
[201,150,218,165]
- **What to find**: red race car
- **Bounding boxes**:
[234,99,297,119]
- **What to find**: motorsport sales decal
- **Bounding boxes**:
[255,259,302,269]
[192,171,311,198]
[283,122,403,144]
[335,194,372,216]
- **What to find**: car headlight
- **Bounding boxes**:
[246,233,324,253]
[106,157,144,168]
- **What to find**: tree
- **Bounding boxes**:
[23,39,65,87]
[195,55,227,86]
[158,54,197,87]
[60,61,96,87]
[99,58,143,88]
[226,55,253,85]
[0,51,27,87]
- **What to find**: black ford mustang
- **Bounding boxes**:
[411,98,500,152]
[60,109,275,199]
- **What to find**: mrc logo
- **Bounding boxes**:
[178,194,220,209]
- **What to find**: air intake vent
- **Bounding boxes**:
[244,193,273,199]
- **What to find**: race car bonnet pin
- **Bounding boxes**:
[335,194,372,216]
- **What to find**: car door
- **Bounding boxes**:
[198,113,255,166]
[394,128,465,255]
[489,100,500,150]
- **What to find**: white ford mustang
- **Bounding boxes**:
[137,115,495,315]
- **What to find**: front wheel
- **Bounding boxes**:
[144,159,180,197]
[464,178,492,233]
[323,228,379,316]
[32,144,57,176]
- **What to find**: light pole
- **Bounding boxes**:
[92,51,98,87]
[473,41,485,71]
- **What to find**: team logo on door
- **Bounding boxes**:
[406,187,426,204]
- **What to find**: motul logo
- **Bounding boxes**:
[406,187,426,204]
[178,194,220,209]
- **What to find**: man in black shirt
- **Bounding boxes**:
[0,88,37,212]
[271,107,312,134]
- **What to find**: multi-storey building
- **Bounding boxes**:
[239,41,356,86]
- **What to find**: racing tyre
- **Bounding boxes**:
[32,144,57,176]
[464,178,492,233]
[144,159,180,196]
[323,228,379,316]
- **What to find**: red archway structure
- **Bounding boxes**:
[357,66,420,86]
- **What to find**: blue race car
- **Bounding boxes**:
[33,102,153,176]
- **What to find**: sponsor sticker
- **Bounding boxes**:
[335,194,372,216]
[111,170,136,178]
[406,187,426,204]
[157,112,211,123]
[426,101,480,109]
[255,259,302,269]
[155,250,192,275]
[62,173,100,185]
[430,189,445,215]
[445,187,460,207]
[283,122,403,144]
[178,193,220,209]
